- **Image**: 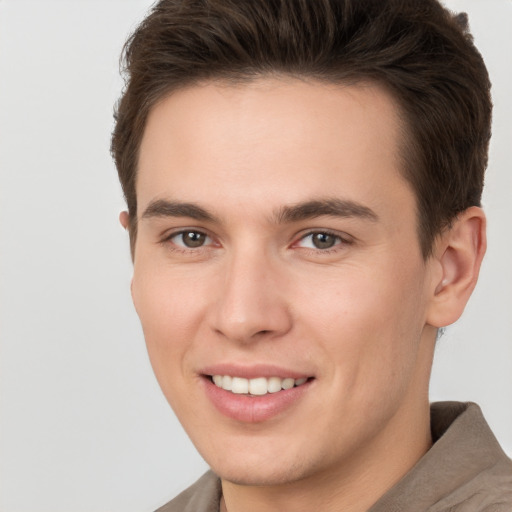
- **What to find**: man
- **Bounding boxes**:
[111,0,512,510]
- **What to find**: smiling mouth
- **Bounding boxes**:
[210,375,311,396]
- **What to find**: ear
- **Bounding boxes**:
[120,210,136,299]
[119,210,130,230]
[426,207,486,328]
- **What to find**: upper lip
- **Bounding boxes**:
[199,363,313,380]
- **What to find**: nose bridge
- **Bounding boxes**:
[212,244,291,343]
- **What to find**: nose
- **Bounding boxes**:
[210,249,293,344]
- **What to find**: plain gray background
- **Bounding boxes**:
[1,1,511,511]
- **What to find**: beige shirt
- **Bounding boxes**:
[156,402,512,512]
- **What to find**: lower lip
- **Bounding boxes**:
[202,377,313,423]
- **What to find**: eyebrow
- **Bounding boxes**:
[140,197,378,224]
[273,198,379,224]
[141,199,218,222]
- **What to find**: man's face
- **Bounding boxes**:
[132,79,438,486]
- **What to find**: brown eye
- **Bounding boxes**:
[172,231,211,248]
[311,233,337,249]
[296,231,344,250]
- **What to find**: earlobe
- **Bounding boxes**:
[426,207,486,328]
[119,211,130,230]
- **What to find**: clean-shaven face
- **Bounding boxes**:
[131,79,439,487]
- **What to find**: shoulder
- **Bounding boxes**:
[428,402,512,510]
[155,471,221,512]
[370,402,512,511]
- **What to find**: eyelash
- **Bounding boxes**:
[159,229,352,254]
[160,229,215,253]
[294,230,352,253]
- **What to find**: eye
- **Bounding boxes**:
[296,231,344,250]
[170,230,213,249]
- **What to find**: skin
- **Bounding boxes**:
[121,78,486,512]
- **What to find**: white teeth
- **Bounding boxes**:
[281,377,295,390]
[211,375,309,395]
[267,376,282,393]
[248,377,268,396]
[231,377,249,394]
[222,375,232,391]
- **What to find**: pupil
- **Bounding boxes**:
[313,233,335,249]
[184,232,205,248]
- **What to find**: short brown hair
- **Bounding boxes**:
[111,0,492,258]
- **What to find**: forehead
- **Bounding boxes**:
[137,78,410,219]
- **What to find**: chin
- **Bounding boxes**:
[213,464,307,487]
[203,445,321,487]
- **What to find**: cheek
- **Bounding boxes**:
[297,260,428,388]
[131,264,208,391]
